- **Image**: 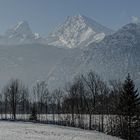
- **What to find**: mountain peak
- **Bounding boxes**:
[14,20,31,31]
[47,15,113,48]
[111,22,140,41]
[5,20,33,39]
[67,14,86,21]
[0,21,46,45]
[121,23,140,31]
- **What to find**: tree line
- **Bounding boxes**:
[0,71,139,140]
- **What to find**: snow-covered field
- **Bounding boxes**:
[0,121,121,140]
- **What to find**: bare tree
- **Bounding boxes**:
[109,80,122,114]
[0,94,3,119]
[82,71,101,130]
[49,92,57,122]
[33,81,49,121]
[64,81,78,126]
[97,80,109,132]
[20,85,29,119]
[64,76,86,127]
[2,86,9,119]
[74,76,85,128]
[53,88,64,123]
[6,79,22,120]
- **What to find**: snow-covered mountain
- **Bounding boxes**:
[0,21,47,45]
[0,15,113,47]
[0,16,140,91]
[47,23,140,89]
[47,15,113,48]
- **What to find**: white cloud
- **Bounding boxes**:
[131,16,139,23]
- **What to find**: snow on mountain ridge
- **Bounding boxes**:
[0,21,47,45]
[0,15,113,47]
[5,21,33,38]
[47,15,113,48]
[13,21,31,32]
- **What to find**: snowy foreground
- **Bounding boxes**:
[0,121,121,140]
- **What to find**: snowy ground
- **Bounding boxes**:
[0,121,121,140]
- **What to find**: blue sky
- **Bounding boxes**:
[0,0,139,36]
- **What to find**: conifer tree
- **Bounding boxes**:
[118,73,140,140]
[29,103,37,121]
